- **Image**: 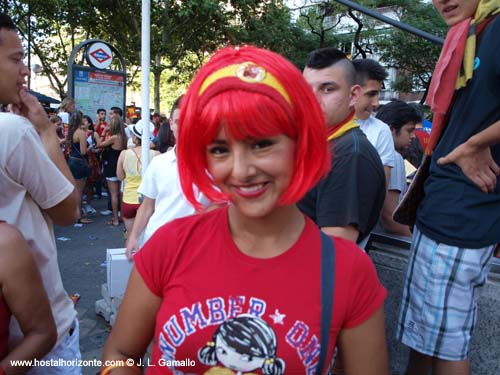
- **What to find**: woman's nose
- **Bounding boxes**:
[231,148,256,181]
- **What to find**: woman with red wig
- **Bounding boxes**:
[102,46,388,375]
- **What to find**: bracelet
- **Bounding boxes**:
[101,363,142,375]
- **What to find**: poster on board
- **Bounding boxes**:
[73,67,125,119]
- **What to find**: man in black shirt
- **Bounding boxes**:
[298,48,385,245]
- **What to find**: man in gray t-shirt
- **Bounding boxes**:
[375,100,421,237]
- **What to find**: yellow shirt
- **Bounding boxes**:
[122,148,156,204]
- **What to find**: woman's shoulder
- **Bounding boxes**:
[123,148,135,156]
[148,207,224,249]
[74,128,85,139]
[136,208,225,284]
[161,206,225,234]
[328,236,374,272]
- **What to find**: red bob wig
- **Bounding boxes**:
[178,45,330,208]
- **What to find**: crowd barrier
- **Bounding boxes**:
[366,232,500,375]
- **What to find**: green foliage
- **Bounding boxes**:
[290,0,448,94]
[4,0,299,111]
[3,0,448,108]
[374,1,447,92]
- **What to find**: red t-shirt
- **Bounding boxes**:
[96,121,109,138]
[135,207,386,375]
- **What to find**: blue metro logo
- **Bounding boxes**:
[90,48,111,63]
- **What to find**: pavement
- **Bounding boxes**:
[55,195,127,375]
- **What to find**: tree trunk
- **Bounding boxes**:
[349,9,366,59]
[153,54,161,114]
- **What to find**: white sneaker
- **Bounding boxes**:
[84,205,97,215]
[100,210,112,216]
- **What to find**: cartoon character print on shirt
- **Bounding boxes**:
[198,315,286,375]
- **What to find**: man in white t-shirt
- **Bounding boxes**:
[125,96,208,259]
[353,58,395,186]
[0,12,81,374]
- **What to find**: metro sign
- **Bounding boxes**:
[90,48,111,63]
[86,42,113,69]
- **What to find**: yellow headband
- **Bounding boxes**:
[198,62,291,105]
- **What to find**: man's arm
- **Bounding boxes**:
[315,146,385,244]
[383,166,391,190]
[14,90,78,226]
[380,190,412,237]
[126,197,155,260]
[437,119,500,193]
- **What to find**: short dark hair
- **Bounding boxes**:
[376,99,422,133]
[0,13,17,46]
[110,106,123,117]
[0,12,16,32]
[306,47,347,69]
[170,94,184,119]
[353,58,388,85]
[305,47,356,86]
[97,108,106,114]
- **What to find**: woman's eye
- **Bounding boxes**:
[252,139,273,149]
[208,146,228,155]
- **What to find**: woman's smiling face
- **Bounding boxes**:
[206,127,295,219]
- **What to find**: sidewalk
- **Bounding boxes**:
[55,196,127,375]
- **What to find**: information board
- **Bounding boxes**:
[73,67,125,119]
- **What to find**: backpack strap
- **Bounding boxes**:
[317,231,335,375]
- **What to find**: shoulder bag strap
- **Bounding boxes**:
[317,231,335,375]
[131,148,142,172]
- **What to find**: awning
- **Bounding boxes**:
[29,90,60,105]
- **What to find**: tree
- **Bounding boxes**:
[6,0,102,98]
[292,1,347,50]
[95,0,297,114]
[6,0,296,112]
[288,0,447,100]
[225,1,309,67]
[373,1,447,99]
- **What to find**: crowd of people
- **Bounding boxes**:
[49,102,176,229]
[1,0,499,374]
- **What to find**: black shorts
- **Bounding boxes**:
[68,157,90,180]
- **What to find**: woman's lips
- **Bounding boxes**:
[233,183,269,198]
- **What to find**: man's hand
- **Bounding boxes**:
[13,89,52,134]
[125,236,140,261]
[437,141,500,193]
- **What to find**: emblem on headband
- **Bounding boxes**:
[236,63,266,83]
[198,61,291,105]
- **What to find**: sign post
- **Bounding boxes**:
[68,40,126,120]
